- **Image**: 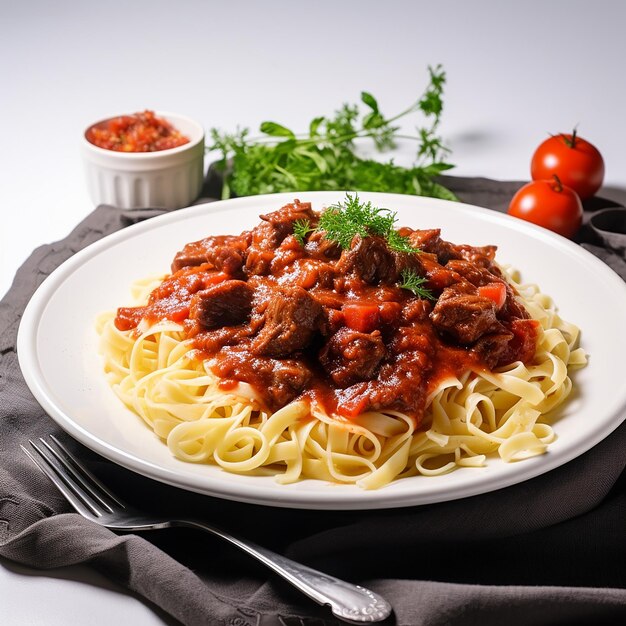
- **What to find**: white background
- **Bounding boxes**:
[1,0,625,624]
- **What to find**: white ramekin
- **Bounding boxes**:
[81,111,205,210]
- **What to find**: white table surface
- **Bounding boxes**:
[2,1,625,623]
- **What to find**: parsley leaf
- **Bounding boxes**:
[208,65,457,201]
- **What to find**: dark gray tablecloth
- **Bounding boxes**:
[1,176,626,626]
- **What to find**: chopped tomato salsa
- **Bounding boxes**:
[86,110,189,152]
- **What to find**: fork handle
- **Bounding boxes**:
[174,519,392,624]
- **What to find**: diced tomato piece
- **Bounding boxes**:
[343,304,380,333]
[478,282,507,309]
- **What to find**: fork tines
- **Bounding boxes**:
[21,435,125,519]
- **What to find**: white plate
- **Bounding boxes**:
[17,191,626,510]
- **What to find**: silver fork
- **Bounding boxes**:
[22,435,392,624]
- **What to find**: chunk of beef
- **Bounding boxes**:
[190,324,253,352]
[304,230,342,260]
[393,249,423,279]
[245,201,317,276]
[404,228,497,268]
[336,347,431,423]
[207,237,249,275]
[276,258,337,290]
[319,328,386,387]
[445,259,502,287]
[430,286,499,344]
[211,349,312,410]
[470,331,514,369]
[170,240,207,272]
[171,234,249,274]
[390,326,435,358]
[480,318,538,367]
[404,228,458,264]
[300,288,344,336]
[263,359,312,409]
[413,252,462,292]
[254,200,317,249]
[251,285,324,357]
[402,298,433,323]
[404,228,445,254]
[336,235,398,284]
[250,220,286,250]
[189,280,253,329]
[261,199,317,231]
[453,243,497,268]
[269,237,307,275]
[245,248,275,276]
[445,259,530,321]
[500,290,530,321]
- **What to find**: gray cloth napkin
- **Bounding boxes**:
[2,176,626,626]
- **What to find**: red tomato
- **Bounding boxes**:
[507,177,583,238]
[531,131,604,200]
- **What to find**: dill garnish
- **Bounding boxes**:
[316,194,418,252]
[387,229,418,254]
[293,218,314,246]
[399,268,435,300]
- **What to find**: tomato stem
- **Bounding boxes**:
[563,126,578,148]
[552,174,563,192]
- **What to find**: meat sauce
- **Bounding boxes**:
[86,110,189,152]
[115,200,539,426]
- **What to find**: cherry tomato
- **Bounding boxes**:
[507,176,583,238]
[531,130,604,200]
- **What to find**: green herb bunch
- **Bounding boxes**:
[209,65,457,201]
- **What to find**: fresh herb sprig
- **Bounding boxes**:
[209,65,457,201]
[399,269,435,300]
[313,194,417,253]
[291,194,418,252]
[386,229,419,254]
[317,195,394,249]
[293,218,314,246]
